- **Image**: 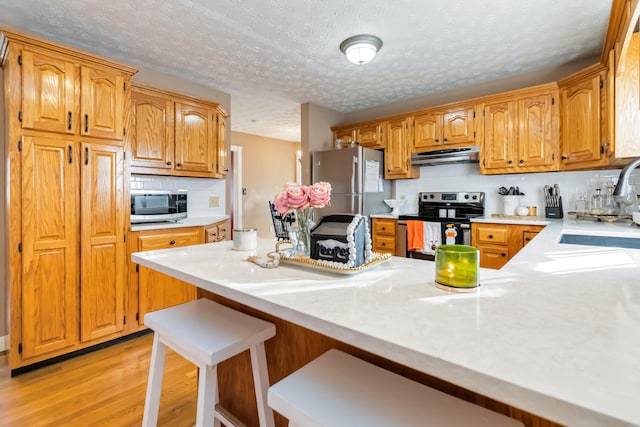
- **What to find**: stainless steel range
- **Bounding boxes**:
[397,191,485,260]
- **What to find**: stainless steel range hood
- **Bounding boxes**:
[411,146,480,166]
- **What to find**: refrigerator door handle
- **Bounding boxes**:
[351,156,358,194]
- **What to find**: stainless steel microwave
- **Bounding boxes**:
[130,189,188,223]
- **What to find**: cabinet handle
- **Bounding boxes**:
[68,145,73,164]
[176,163,182,167]
[443,138,448,142]
[84,147,89,165]
[501,253,506,257]
[488,234,493,239]
[84,114,89,133]
[519,159,524,164]
[561,155,567,160]
[67,112,72,130]
[166,161,172,166]
[507,160,513,164]
[435,138,439,142]
[525,237,531,241]
[169,240,176,245]
[381,227,386,231]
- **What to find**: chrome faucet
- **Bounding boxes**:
[613,158,640,205]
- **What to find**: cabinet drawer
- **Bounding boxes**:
[373,219,396,236]
[475,225,508,245]
[478,246,510,269]
[139,230,202,251]
[373,235,396,252]
[522,231,539,246]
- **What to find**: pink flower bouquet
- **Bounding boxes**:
[273,182,332,215]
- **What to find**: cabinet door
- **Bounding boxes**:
[560,75,601,164]
[518,94,555,168]
[442,107,475,145]
[80,143,125,342]
[21,136,79,359]
[333,128,356,145]
[385,118,413,179]
[21,50,77,134]
[138,230,201,323]
[131,89,174,169]
[216,110,228,176]
[80,66,125,140]
[356,122,385,149]
[414,113,442,149]
[175,102,215,174]
[482,100,516,170]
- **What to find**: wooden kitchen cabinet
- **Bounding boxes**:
[472,222,545,269]
[3,30,136,371]
[385,117,418,179]
[131,84,227,178]
[414,104,476,151]
[355,121,386,149]
[480,84,559,174]
[372,218,397,255]
[204,219,229,243]
[21,48,127,142]
[134,227,202,324]
[332,127,356,146]
[20,136,79,359]
[559,66,610,169]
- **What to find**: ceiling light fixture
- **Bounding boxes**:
[339,34,383,65]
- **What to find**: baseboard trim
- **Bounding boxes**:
[0,335,7,352]
[10,329,153,377]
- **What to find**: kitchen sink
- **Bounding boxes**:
[559,233,640,249]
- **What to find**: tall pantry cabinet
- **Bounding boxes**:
[1,30,137,371]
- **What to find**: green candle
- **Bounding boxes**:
[435,245,479,288]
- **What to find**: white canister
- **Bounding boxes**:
[232,228,257,251]
[502,195,522,216]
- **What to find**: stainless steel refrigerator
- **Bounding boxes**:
[311,146,391,220]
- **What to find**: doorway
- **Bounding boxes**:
[230,145,243,231]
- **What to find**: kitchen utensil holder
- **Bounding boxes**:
[545,197,563,218]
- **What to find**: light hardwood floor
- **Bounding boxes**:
[0,334,198,426]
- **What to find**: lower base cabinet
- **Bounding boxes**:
[371,218,397,255]
[472,222,545,269]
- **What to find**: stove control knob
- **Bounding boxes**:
[429,194,435,199]
[464,194,470,199]
[472,194,478,200]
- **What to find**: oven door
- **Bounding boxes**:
[397,220,471,260]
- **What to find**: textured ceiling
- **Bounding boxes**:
[0,0,612,142]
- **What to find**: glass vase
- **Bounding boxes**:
[293,207,313,257]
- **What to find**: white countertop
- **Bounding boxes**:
[471,215,551,226]
[132,219,640,427]
[130,215,229,231]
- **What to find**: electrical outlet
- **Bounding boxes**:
[209,196,219,208]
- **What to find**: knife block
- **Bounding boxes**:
[545,197,563,218]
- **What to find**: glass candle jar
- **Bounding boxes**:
[435,245,479,289]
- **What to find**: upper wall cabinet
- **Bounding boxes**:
[480,84,559,174]
[130,84,227,178]
[355,121,385,149]
[559,65,611,170]
[385,117,419,179]
[414,104,477,152]
[21,48,127,142]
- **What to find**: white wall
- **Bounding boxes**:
[130,175,226,218]
[393,164,640,217]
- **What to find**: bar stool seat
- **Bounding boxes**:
[268,349,524,427]
[142,298,276,427]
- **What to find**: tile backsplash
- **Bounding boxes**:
[131,175,226,217]
[393,163,640,217]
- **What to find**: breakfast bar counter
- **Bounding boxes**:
[132,219,640,427]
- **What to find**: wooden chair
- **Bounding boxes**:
[269,201,295,240]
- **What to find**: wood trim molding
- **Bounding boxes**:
[132,82,221,110]
[601,0,640,67]
[0,28,138,75]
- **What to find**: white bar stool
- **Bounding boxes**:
[142,298,276,427]
[268,349,524,427]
